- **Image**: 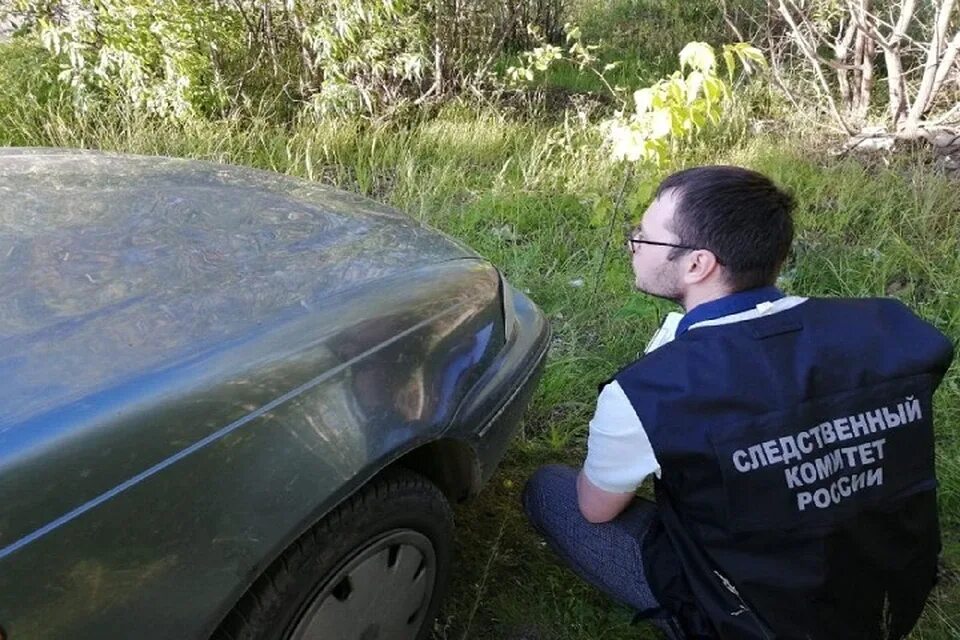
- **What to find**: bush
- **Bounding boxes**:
[2,0,573,121]
[0,40,69,146]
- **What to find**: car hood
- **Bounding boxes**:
[0,148,477,429]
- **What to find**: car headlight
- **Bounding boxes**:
[498,270,517,344]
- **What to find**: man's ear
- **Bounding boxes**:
[682,249,721,285]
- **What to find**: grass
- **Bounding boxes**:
[534,0,730,95]
[437,142,960,640]
[2,0,959,636]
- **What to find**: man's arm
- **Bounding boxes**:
[579,380,661,523]
[577,468,635,523]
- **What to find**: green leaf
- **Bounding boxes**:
[690,106,707,129]
[607,122,641,162]
[737,44,766,65]
[678,41,715,73]
[667,77,685,104]
[649,110,672,139]
[633,87,654,113]
[685,70,704,103]
[591,195,614,227]
[644,138,667,165]
[722,47,736,83]
[626,178,657,216]
[703,75,725,103]
[670,109,687,137]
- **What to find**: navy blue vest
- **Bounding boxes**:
[615,296,954,639]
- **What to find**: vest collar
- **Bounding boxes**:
[676,286,785,337]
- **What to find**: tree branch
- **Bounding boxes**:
[857,19,876,120]
[720,0,746,41]
[930,30,960,101]
[882,0,915,126]
[778,0,854,133]
[835,18,857,105]
[905,0,957,128]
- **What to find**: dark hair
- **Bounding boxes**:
[656,165,795,291]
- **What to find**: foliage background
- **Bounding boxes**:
[1,0,959,638]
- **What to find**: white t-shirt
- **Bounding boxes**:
[582,297,808,493]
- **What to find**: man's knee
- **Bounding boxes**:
[523,464,579,533]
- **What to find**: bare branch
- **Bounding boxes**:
[855,1,876,121]
[783,7,864,74]
[881,0,916,126]
[835,18,857,104]
[845,0,891,49]
[787,0,859,52]
[778,0,855,133]
[720,0,746,41]
[765,29,805,111]
[891,0,917,43]
[932,100,960,125]
[852,17,866,112]
[930,30,960,100]
[859,34,876,118]
[905,0,957,127]
[766,30,853,134]
[839,16,858,51]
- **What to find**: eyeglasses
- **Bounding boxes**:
[627,229,725,264]
[627,232,699,254]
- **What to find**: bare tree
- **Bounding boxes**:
[766,0,959,140]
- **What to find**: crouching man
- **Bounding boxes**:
[523,166,954,639]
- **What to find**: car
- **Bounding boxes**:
[0,148,550,640]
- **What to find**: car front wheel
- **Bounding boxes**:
[214,468,453,640]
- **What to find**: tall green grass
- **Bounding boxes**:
[2,7,959,637]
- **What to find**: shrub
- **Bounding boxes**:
[2,0,573,121]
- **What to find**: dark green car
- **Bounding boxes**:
[0,149,549,640]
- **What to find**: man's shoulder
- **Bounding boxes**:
[682,295,923,337]
[611,296,929,383]
[801,295,911,314]
[614,294,944,362]
[801,295,943,337]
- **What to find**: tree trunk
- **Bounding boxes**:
[857,26,875,120]
[852,25,865,114]
[835,19,858,109]
[930,30,960,101]
[904,0,957,131]
[882,0,915,128]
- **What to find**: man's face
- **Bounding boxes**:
[630,189,685,303]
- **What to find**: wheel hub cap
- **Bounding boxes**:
[288,529,437,640]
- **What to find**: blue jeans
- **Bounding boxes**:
[523,464,684,638]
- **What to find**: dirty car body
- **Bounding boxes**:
[0,149,549,639]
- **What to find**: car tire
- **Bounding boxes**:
[213,468,453,640]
